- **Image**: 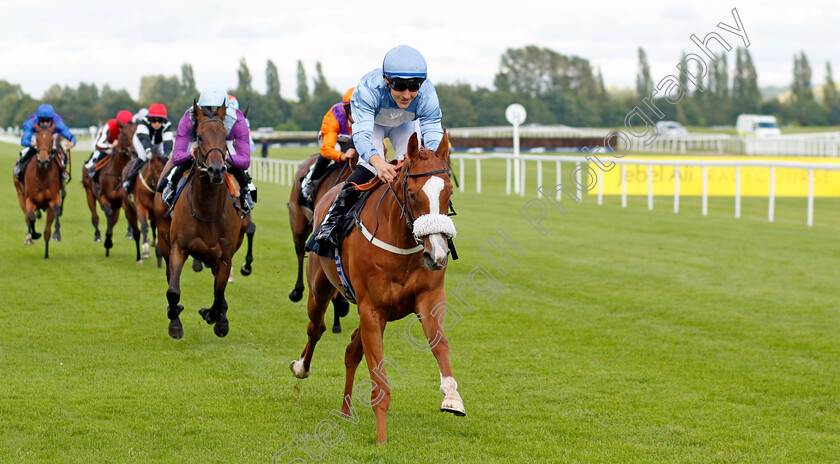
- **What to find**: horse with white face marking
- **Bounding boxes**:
[290,131,463,444]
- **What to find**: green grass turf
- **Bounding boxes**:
[1,141,839,463]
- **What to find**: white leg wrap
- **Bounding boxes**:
[289,358,310,379]
[440,376,466,416]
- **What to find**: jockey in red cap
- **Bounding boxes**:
[122,103,174,193]
[84,110,136,182]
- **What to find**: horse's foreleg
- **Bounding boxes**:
[102,201,121,257]
[331,294,350,334]
[416,293,466,417]
[43,206,56,259]
[290,241,305,302]
[240,219,255,276]
[201,259,231,338]
[340,328,364,415]
[358,306,391,444]
[290,263,334,379]
[166,244,187,339]
[52,203,62,242]
[24,198,39,244]
[123,201,142,265]
[139,206,151,259]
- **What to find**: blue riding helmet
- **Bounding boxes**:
[197,87,227,108]
[382,45,427,79]
[36,103,55,119]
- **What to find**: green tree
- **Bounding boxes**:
[296,60,309,103]
[824,61,840,125]
[266,60,280,98]
[636,47,653,98]
[237,58,252,94]
[435,82,478,128]
[180,63,196,97]
[312,61,332,99]
[139,75,181,106]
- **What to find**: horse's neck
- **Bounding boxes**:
[190,172,229,216]
[369,182,415,248]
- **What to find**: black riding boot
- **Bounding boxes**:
[299,155,332,209]
[305,167,375,254]
[15,148,35,183]
[230,167,255,213]
[122,158,144,192]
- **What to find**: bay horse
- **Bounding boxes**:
[156,103,250,339]
[290,132,464,443]
[122,147,166,267]
[82,120,140,260]
[13,122,64,258]
[288,153,354,333]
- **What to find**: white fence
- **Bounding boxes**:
[251,154,840,227]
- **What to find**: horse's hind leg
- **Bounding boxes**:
[200,259,231,337]
[290,265,334,378]
[83,179,101,241]
[289,239,305,302]
[240,220,255,276]
[24,199,40,244]
[166,244,187,339]
[52,204,62,242]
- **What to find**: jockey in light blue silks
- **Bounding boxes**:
[15,104,76,184]
[306,45,443,256]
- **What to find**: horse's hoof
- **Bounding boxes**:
[192,260,204,272]
[52,233,62,242]
[136,260,143,266]
[228,273,235,283]
[31,232,42,240]
[168,318,184,339]
[24,234,34,245]
[125,231,134,240]
[289,288,303,302]
[289,359,310,379]
[332,325,342,334]
[213,317,229,337]
[94,236,102,242]
[141,251,152,259]
[441,397,466,416]
[240,264,252,276]
[198,308,215,324]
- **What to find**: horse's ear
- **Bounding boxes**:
[243,107,249,118]
[406,132,419,161]
[216,104,226,120]
[436,130,450,163]
[192,99,202,121]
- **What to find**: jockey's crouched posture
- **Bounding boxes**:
[84,110,134,182]
[157,87,256,215]
[14,104,76,184]
[306,45,443,256]
[298,87,357,213]
[122,103,173,193]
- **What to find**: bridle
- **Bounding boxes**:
[194,118,227,174]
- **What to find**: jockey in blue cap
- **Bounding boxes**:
[306,45,443,255]
[15,104,76,185]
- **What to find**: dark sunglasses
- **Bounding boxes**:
[149,117,166,124]
[38,117,53,125]
[387,77,424,92]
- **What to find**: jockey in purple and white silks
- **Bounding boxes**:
[159,87,256,214]
[307,45,443,255]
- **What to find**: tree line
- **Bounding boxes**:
[1,46,838,132]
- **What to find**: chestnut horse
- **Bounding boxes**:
[156,104,250,339]
[122,147,165,267]
[290,133,464,443]
[288,154,353,333]
[13,123,64,258]
[82,120,140,260]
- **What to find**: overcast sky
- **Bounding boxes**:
[3,0,837,101]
